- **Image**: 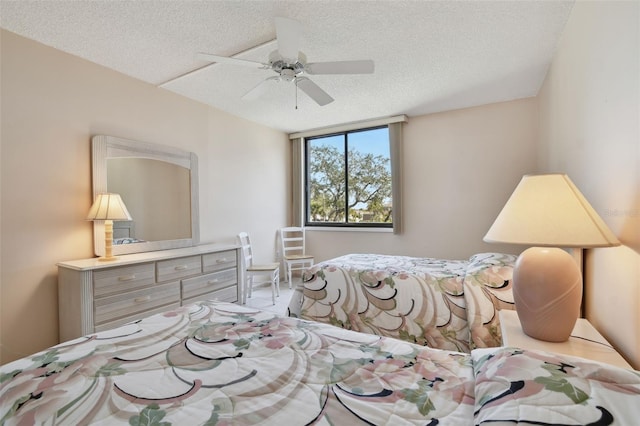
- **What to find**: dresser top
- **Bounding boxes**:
[58,243,239,271]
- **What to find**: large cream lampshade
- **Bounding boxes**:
[484,174,619,342]
[87,193,132,261]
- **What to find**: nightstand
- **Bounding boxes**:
[499,309,632,370]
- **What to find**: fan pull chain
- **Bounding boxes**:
[295,78,298,110]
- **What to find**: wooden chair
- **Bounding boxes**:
[237,232,280,305]
[279,227,314,288]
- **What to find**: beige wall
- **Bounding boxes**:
[0,30,289,364]
[306,98,538,262]
[537,1,639,368]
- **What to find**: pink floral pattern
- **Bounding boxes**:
[1,302,637,424]
[473,347,640,424]
[462,252,518,348]
[295,253,517,352]
[0,301,475,425]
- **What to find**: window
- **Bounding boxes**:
[305,126,393,227]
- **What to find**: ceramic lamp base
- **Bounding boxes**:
[513,247,582,342]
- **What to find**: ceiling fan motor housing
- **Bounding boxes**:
[269,50,306,81]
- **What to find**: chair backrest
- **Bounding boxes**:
[237,232,254,268]
[280,227,307,258]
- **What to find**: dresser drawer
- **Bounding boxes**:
[93,263,156,297]
[94,281,180,326]
[94,302,181,333]
[182,269,237,300]
[203,250,237,273]
[182,285,238,306]
[157,255,202,282]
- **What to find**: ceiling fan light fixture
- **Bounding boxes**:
[281,69,296,82]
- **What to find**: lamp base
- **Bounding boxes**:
[97,255,119,262]
[513,247,582,342]
[100,220,117,262]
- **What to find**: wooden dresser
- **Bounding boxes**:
[58,243,242,341]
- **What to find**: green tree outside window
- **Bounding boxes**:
[306,127,392,227]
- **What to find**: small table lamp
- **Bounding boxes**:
[484,174,620,342]
[87,193,132,261]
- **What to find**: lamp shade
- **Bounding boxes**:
[86,193,132,221]
[484,174,619,248]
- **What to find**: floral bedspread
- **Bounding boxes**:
[1,301,638,425]
[293,252,517,352]
[472,347,640,425]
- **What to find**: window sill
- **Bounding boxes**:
[305,226,393,233]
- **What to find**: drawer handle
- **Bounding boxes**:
[216,259,228,264]
[208,279,219,285]
[118,274,136,281]
[174,265,189,271]
[134,296,151,303]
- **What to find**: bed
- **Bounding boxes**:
[1,300,638,424]
[113,221,146,245]
[290,252,518,352]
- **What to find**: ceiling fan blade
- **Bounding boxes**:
[305,60,375,75]
[296,77,334,106]
[275,17,301,63]
[197,53,268,69]
[242,76,280,100]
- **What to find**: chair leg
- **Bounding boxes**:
[242,277,249,304]
[271,278,276,305]
[288,264,293,289]
[275,270,280,297]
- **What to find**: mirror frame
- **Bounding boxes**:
[91,135,200,256]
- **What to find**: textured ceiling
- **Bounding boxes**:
[0,0,575,133]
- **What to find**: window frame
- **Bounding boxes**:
[304,125,393,229]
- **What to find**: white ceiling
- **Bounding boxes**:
[0,0,574,133]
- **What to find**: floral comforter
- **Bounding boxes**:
[1,301,638,425]
[291,252,517,352]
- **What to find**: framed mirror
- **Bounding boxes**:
[91,135,199,256]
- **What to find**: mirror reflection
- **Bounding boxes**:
[107,158,192,243]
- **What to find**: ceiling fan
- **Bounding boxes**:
[197,17,375,106]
